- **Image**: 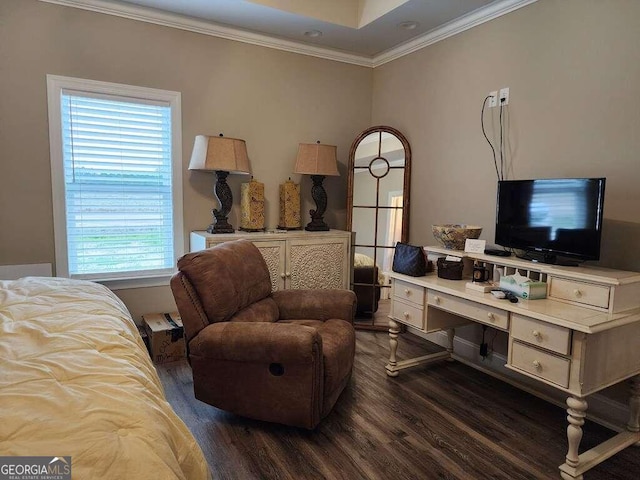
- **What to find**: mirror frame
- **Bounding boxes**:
[346,125,411,330]
[346,125,411,241]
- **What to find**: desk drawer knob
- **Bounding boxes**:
[433,296,441,304]
[487,312,495,321]
[404,288,411,295]
[532,360,542,370]
[532,330,542,340]
[574,289,582,298]
[403,311,410,319]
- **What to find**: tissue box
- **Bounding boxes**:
[499,277,547,299]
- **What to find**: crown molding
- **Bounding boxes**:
[372,0,539,67]
[38,0,374,67]
[39,0,538,69]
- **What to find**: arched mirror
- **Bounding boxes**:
[347,126,411,330]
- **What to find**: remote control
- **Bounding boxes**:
[490,289,519,303]
[506,292,519,303]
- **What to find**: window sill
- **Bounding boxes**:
[96,274,174,291]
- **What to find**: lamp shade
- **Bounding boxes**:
[294,143,339,176]
[188,135,251,174]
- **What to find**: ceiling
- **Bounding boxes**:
[43,0,537,66]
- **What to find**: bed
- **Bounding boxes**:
[0,276,210,480]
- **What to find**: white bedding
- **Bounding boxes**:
[0,277,210,480]
[354,253,386,285]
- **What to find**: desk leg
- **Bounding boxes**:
[628,375,640,445]
[560,396,588,480]
[446,328,455,361]
[559,382,640,479]
[385,319,450,376]
[385,319,401,377]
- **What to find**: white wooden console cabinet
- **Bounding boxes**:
[190,230,351,292]
[387,246,640,480]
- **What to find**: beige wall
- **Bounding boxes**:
[372,0,640,272]
[5,1,637,315]
[0,0,372,319]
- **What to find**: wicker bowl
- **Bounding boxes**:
[432,224,483,250]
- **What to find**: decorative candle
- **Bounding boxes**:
[278,178,301,230]
[240,177,265,231]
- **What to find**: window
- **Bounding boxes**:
[47,75,183,287]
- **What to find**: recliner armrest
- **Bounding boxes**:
[273,289,356,325]
[170,272,210,344]
[190,321,322,364]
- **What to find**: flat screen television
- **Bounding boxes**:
[495,178,606,264]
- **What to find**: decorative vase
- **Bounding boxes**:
[240,178,265,232]
[278,178,301,230]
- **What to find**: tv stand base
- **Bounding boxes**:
[521,251,581,267]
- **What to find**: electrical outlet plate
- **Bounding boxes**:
[499,87,509,106]
[488,91,497,108]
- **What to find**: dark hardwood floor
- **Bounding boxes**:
[353,298,391,331]
[157,331,639,480]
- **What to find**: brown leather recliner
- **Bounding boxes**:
[170,239,357,429]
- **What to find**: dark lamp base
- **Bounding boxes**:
[208,171,236,234]
[305,174,331,232]
[207,222,234,234]
[304,219,330,231]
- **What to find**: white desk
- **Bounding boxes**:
[386,247,640,480]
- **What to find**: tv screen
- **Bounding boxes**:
[495,178,606,263]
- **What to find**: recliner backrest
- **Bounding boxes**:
[175,240,272,324]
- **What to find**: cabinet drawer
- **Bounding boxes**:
[510,341,570,388]
[549,278,610,310]
[427,291,509,330]
[391,299,424,329]
[511,314,571,355]
[393,280,425,307]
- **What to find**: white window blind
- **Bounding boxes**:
[48,75,183,285]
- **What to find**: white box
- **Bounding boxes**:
[465,281,494,293]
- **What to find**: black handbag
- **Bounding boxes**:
[392,242,427,276]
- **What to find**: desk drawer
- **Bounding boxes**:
[510,341,570,388]
[393,280,425,307]
[549,278,610,310]
[511,314,571,355]
[427,291,509,330]
[391,299,424,329]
